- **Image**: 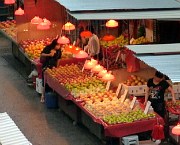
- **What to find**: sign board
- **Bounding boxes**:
[106,81,111,91]
[144,101,151,114]
[116,83,122,96]
[130,96,137,109]
[120,89,128,103]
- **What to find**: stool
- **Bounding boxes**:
[122,135,139,145]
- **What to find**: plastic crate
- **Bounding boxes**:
[121,83,146,96]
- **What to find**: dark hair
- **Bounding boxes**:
[46,38,58,51]
[155,71,164,79]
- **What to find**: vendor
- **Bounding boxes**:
[144,71,176,118]
[83,27,100,60]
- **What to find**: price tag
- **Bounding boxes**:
[116,83,122,96]
[115,51,120,62]
[130,97,137,109]
[120,89,128,103]
[106,81,111,91]
[144,101,151,114]
[82,66,84,72]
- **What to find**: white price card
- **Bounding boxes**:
[106,81,111,91]
[82,66,85,72]
[115,51,120,62]
[130,97,137,109]
[116,83,122,96]
[144,101,151,114]
[120,89,128,103]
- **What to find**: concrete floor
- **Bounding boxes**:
[0,34,175,145]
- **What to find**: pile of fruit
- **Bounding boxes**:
[130,36,149,45]
[100,35,128,48]
[166,100,180,113]
[20,38,73,60]
[0,20,17,39]
[103,108,155,124]
[46,64,106,98]
[123,75,147,86]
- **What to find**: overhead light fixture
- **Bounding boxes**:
[57,36,70,44]
[80,30,92,38]
[75,50,88,58]
[37,21,50,30]
[62,22,75,31]
[31,16,43,24]
[106,20,118,28]
[172,124,180,135]
[43,18,51,26]
[15,7,24,16]
[4,0,15,4]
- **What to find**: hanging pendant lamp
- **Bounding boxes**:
[4,0,15,4]
[31,16,43,24]
[106,20,118,28]
[15,7,24,16]
[62,22,75,31]
[57,36,70,44]
[75,50,88,58]
[80,30,92,38]
[37,21,50,30]
[102,35,116,41]
[172,124,180,135]
[43,18,51,26]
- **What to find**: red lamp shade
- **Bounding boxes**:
[31,16,43,24]
[102,73,115,81]
[43,18,51,26]
[106,20,118,28]
[62,22,75,31]
[91,64,104,73]
[75,50,88,58]
[57,36,70,45]
[102,35,116,41]
[37,21,50,30]
[80,30,92,38]
[84,60,96,70]
[15,7,24,16]
[172,124,180,135]
[4,0,15,4]
[98,69,107,77]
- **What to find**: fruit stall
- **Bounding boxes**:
[43,61,165,142]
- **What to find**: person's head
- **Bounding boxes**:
[48,38,58,49]
[154,71,164,83]
[54,43,61,50]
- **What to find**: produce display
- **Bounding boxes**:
[166,100,180,114]
[46,64,156,125]
[130,36,149,45]
[46,64,106,98]
[0,20,17,39]
[123,75,147,86]
[20,38,73,60]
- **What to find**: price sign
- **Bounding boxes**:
[115,51,120,62]
[120,89,128,103]
[82,66,85,72]
[130,96,137,109]
[106,81,111,91]
[116,83,122,96]
[144,101,151,114]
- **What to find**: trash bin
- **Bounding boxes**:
[45,92,58,109]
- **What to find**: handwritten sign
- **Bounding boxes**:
[106,81,111,91]
[144,101,151,114]
[120,89,128,103]
[115,51,120,62]
[116,83,122,96]
[130,97,137,109]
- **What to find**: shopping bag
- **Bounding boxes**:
[151,118,165,140]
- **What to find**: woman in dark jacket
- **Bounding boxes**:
[40,38,62,102]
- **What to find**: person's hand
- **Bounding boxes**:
[49,50,56,57]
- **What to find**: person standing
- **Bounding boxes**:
[144,71,176,118]
[40,38,62,102]
[83,27,100,60]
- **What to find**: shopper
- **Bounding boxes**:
[40,38,62,103]
[144,71,176,118]
[83,27,101,60]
